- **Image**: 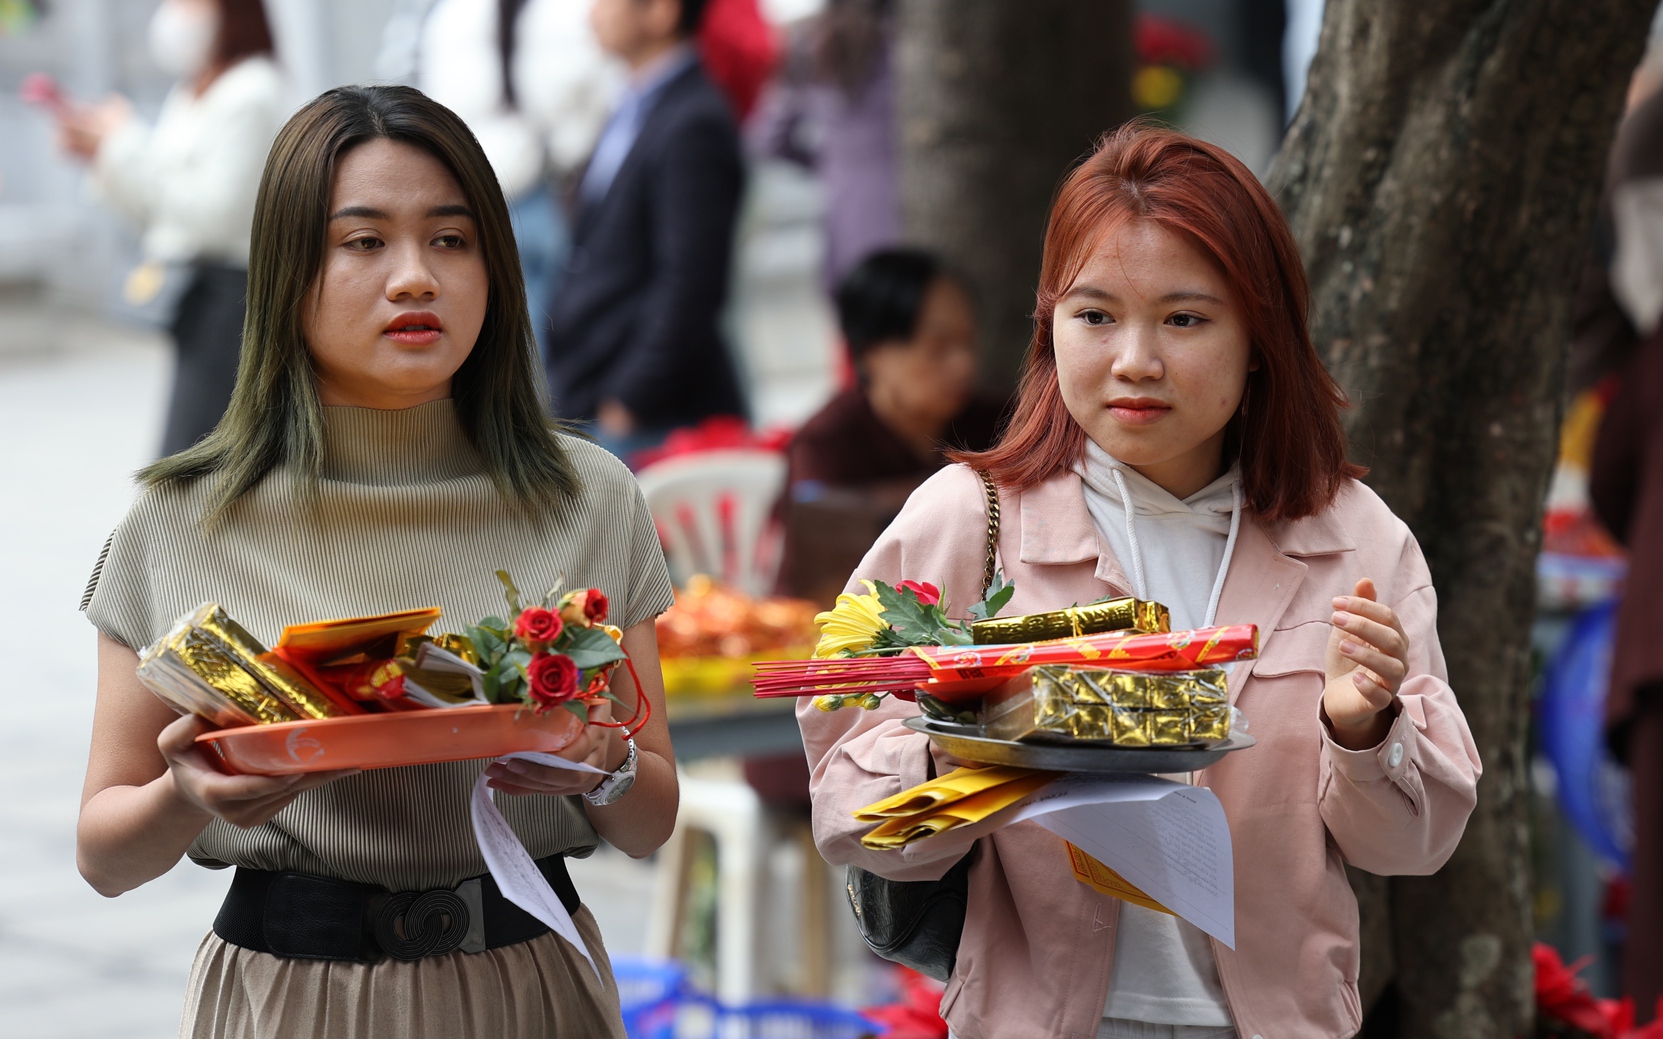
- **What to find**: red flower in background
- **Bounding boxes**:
[515,606,563,645]
[630,416,791,469]
[526,652,581,708]
[862,967,948,1039]
[898,580,941,607]
[1534,941,1637,1038]
[1134,12,1216,72]
[696,0,778,120]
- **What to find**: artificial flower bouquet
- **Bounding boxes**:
[753,575,1257,749]
[135,572,646,774]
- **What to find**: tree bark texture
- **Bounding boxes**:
[1269,2,1657,1035]
[894,0,1134,386]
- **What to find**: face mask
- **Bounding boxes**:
[148,0,219,79]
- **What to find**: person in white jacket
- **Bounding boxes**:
[379,0,624,362]
[54,0,284,456]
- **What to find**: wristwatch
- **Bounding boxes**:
[583,736,638,806]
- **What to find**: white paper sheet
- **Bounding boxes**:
[404,643,489,707]
[469,750,609,975]
[1001,774,1237,949]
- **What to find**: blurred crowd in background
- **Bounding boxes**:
[0,0,1313,436]
[0,0,1332,614]
[14,0,1663,1030]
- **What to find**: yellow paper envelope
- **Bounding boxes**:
[861,770,1058,849]
[1065,841,1174,916]
[853,765,1048,823]
[276,608,443,660]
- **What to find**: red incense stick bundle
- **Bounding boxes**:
[752,625,1258,698]
[752,654,933,698]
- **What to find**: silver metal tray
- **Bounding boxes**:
[903,716,1255,772]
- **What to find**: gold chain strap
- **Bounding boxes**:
[977,469,1000,598]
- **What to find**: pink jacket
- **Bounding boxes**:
[797,465,1481,1039]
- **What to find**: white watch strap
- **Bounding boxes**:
[584,737,637,805]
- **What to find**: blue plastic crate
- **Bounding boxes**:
[633,995,879,1039]
[612,956,691,1038]
[718,999,880,1038]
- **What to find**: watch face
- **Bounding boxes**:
[602,771,636,804]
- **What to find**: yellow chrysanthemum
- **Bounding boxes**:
[812,580,888,658]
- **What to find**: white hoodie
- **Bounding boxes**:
[1075,439,1240,1029]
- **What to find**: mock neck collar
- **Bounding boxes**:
[319,399,482,485]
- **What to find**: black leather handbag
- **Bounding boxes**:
[842,470,1002,982]
[844,845,977,981]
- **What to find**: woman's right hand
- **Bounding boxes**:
[157,714,357,829]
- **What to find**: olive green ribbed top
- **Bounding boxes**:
[83,400,675,889]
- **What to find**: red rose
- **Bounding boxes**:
[898,580,941,606]
[560,589,610,628]
[515,607,563,645]
[526,652,581,708]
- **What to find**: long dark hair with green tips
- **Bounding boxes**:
[141,84,578,521]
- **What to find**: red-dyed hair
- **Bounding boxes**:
[953,123,1363,523]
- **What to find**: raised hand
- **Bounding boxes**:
[1322,578,1408,750]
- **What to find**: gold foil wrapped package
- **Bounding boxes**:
[1109,704,1152,746]
[192,604,343,719]
[970,597,1170,645]
[983,665,1232,746]
[138,607,300,727]
[1148,710,1190,745]
[137,602,354,726]
[1190,701,1232,743]
[397,632,481,667]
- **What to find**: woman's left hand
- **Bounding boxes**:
[482,697,628,797]
[1323,578,1409,751]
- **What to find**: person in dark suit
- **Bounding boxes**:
[547,0,747,459]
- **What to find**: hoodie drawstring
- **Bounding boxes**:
[1109,467,1149,601]
[1203,478,1243,627]
[1109,464,1242,628]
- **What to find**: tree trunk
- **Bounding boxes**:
[1269,2,1657,1035]
[894,0,1135,386]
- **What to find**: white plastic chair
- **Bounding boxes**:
[644,773,832,1004]
[646,774,766,1003]
[638,449,822,1000]
[636,449,788,599]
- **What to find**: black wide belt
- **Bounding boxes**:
[213,855,580,962]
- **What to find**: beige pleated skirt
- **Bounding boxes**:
[179,906,626,1039]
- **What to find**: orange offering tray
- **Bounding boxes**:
[196,702,586,776]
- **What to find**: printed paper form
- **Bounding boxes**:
[1003,774,1236,948]
[469,751,609,976]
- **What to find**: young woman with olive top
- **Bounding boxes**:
[77,86,678,1039]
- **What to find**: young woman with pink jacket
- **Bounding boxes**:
[796,125,1482,1039]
